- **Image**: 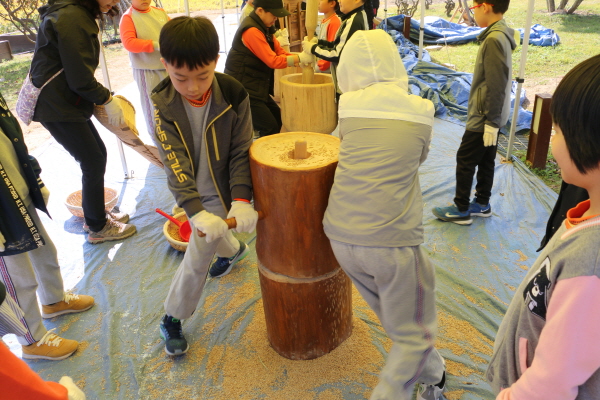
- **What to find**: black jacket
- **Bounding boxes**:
[0,91,48,255]
[31,1,111,122]
[224,12,277,101]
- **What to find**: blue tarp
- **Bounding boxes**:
[382,28,532,133]
[383,15,560,46]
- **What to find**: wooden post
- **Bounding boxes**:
[250,132,353,360]
[0,41,13,62]
[526,93,553,170]
[302,0,318,84]
[403,16,412,40]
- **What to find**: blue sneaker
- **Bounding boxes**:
[209,240,249,278]
[469,200,492,217]
[432,204,472,225]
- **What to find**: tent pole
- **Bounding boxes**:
[236,0,240,24]
[506,0,534,160]
[98,27,129,179]
[184,0,189,16]
[221,0,228,54]
[384,0,388,32]
[418,0,425,60]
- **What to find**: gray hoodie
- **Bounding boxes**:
[466,19,516,132]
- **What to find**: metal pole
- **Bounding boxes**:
[221,0,228,54]
[418,0,425,60]
[384,0,388,32]
[184,0,189,16]
[98,28,129,179]
[506,0,534,160]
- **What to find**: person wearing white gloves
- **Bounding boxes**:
[1,281,86,399]
[432,0,516,225]
[29,0,136,243]
[0,90,95,361]
[153,17,258,356]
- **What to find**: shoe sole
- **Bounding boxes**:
[86,227,136,244]
[22,349,77,360]
[470,211,492,217]
[41,303,94,319]
[159,331,189,356]
[432,209,473,225]
[210,244,250,278]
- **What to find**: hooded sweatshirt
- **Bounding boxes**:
[323,30,434,247]
[466,19,516,132]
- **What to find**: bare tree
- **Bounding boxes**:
[551,0,585,14]
[395,0,419,17]
[0,0,42,41]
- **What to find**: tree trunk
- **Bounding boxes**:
[567,0,584,13]
[557,0,569,9]
[547,0,556,12]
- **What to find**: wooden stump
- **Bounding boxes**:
[280,73,337,134]
[250,132,353,360]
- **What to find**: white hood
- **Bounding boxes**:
[337,30,435,127]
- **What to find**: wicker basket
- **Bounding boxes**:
[163,211,188,252]
[65,188,118,218]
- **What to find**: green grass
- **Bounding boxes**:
[513,147,562,193]
[0,53,32,110]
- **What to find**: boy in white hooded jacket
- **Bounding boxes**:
[322,29,446,400]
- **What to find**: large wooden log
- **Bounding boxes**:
[280,73,337,134]
[250,132,353,360]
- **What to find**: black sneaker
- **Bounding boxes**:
[208,240,249,278]
[159,315,189,356]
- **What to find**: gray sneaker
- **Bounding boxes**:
[87,219,136,244]
[83,211,129,233]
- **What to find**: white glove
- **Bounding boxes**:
[227,201,258,233]
[0,231,5,252]
[40,185,50,206]
[299,51,314,66]
[303,36,318,44]
[190,210,228,243]
[302,39,315,55]
[483,124,499,147]
[152,41,160,51]
[103,97,125,127]
[277,29,290,47]
[59,376,86,400]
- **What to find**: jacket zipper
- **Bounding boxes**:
[204,105,232,215]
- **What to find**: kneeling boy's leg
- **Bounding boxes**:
[250,98,281,137]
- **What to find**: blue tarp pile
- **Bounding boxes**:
[383,15,560,47]
[382,28,532,133]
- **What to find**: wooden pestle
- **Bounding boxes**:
[302,0,318,84]
[293,139,308,159]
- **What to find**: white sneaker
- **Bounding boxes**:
[83,211,130,232]
[87,218,136,244]
[416,371,446,400]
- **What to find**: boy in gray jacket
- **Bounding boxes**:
[432,0,515,225]
[323,30,446,400]
[152,17,258,356]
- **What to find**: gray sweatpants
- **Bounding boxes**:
[164,196,239,319]
[0,202,64,345]
[132,68,168,139]
[329,240,445,400]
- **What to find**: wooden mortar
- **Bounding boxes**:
[250,132,353,360]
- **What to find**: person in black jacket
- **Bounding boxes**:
[30,0,136,243]
[0,91,95,361]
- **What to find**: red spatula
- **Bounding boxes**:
[155,208,192,242]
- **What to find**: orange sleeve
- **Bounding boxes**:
[119,12,155,53]
[0,345,69,400]
[242,27,293,69]
[317,16,340,72]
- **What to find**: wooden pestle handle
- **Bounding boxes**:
[302,0,319,84]
[197,210,265,237]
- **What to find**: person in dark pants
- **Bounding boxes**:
[30,0,136,243]
[224,0,305,137]
[432,0,516,225]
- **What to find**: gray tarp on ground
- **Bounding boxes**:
[3,80,558,399]
[380,26,533,133]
